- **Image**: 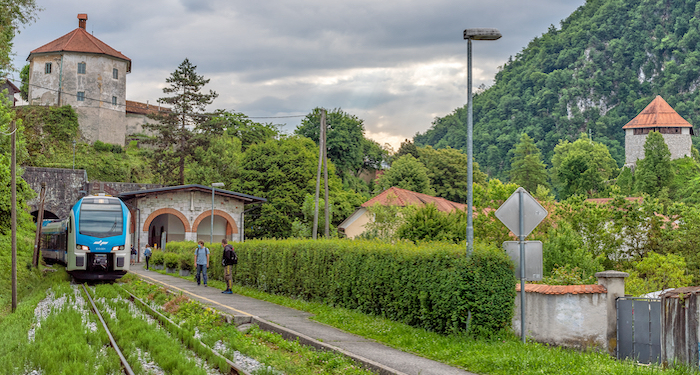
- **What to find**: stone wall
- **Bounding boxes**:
[624,129,692,168]
[24,167,88,219]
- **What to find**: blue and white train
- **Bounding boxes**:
[41,195,131,280]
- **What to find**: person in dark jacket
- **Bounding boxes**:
[221,239,236,294]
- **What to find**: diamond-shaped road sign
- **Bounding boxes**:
[495,187,548,238]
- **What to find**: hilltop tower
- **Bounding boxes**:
[623,95,694,169]
[26,14,132,145]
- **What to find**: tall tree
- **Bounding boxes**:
[634,131,673,197]
[550,134,619,199]
[0,0,39,75]
[296,108,384,176]
[145,58,218,185]
[509,133,549,193]
[377,154,434,195]
[418,145,485,203]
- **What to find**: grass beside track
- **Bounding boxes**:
[148,268,698,375]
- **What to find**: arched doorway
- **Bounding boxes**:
[147,213,186,246]
[192,210,238,244]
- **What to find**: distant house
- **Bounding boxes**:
[623,96,694,169]
[338,186,466,239]
[1,79,20,106]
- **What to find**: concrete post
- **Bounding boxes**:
[595,270,629,356]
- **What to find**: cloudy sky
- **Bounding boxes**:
[10,0,585,150]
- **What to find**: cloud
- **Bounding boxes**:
[12,0,585,150]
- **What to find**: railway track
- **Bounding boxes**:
[81,284,135,375]
[81,284,252,375]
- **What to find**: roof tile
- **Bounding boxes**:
[29,26,131,72]
[622,96,692,129]
[361,187,466,213]
[516,283,607,295]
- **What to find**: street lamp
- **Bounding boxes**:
[211,182,225,244]
[464,28,501,256]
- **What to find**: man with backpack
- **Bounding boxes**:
[144,245,152,270]
[194,240,210,287]
[221,239,237,294]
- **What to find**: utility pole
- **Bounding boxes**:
[312,110,326,239]
[323,111,329,239]
[11,120,17,312]
[32,182,47,267]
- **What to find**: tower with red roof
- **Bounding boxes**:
[26,14,132,145]
[623,96,694,168]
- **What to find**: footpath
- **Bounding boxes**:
[129,264,476,375]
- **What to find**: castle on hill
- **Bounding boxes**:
[25,14,161,145]
[623,95,694,169]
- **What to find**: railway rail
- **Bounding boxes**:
[81,283,252,375]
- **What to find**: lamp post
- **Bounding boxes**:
[463,28,501,256]
[211,182,225,244]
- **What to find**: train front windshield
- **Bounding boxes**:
[79,199,123,238]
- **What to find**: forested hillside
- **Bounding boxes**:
[416,0,700,180]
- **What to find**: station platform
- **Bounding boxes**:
[129,264,476,375]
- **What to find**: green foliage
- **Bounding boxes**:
[0,0,39,75]
[144,58,218,185]
[361,203,407,240]
[418,145,485,203]
[93,140,123,154]
[509,133,549,193]
[415,0,700,180]
[625,252,693,296]
[163,252,179,269]
[150,250,165,266]
[397,205,466,244]
[377,154,434,195]
[635,131,673,196]
[179,252,194,271]
[183,239,515,336]
[19,63,29,101]
[550,134,619,199]
[296,107,385,176]
[541,265,597,285]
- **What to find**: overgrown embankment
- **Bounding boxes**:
[163,239,516,336]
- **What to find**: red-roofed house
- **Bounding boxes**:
[623,96,694,168]
[338,186,466,238]
[25,14,148,145]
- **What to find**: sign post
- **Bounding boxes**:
[495,187,547,343]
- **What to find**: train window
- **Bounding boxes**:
[79,200,123,238]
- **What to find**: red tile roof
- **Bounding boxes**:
[126,100,170,116]
[622,96,692,129]
[516,283,607,295]
[585,197,643,205]
[28,20,131,72]
[361,186,466,213]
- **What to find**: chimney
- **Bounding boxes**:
[78,14,87,30]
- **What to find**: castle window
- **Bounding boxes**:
[77,91,85,101]
[45,63,52,74]
[77,62,86,74]
[113,68,118,79]
[112,96,117,105]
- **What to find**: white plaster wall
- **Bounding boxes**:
[28,52,128,145]
[513,291,608,350]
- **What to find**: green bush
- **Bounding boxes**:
[150,250,165,266]
[179,253,194,271]
[166,239,515,336]
[164,252,179,269]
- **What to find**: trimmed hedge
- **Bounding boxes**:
[165,239,515,335]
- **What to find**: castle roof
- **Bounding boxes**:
[622,95,692,130]
[361,186,466,212]
[27,14,131,72]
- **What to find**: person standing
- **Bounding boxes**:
[221,239,237,294]
[194,240,210,286]
[130,245,137,266]
[144,245,152,270]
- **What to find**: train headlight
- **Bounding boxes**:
[111,245,124,252]
[76,245,89,251]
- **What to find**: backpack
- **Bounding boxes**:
[222,244,238,266]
